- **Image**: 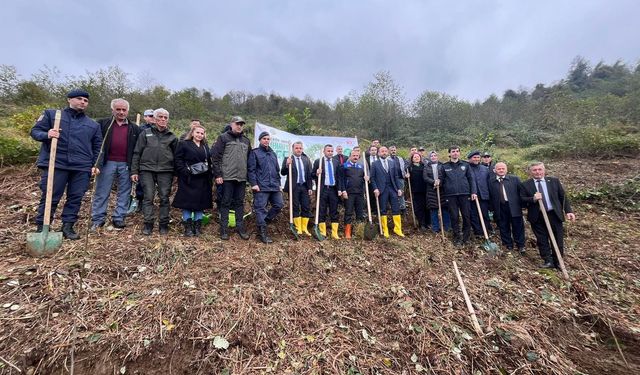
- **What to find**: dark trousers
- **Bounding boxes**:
[447,195,471,242]
[220,180,246,227]
[411,192,430,228]
[530,211,564,263]
[36,168,90,225]
[135,178,144,200]
[291,183,311,218]
[344,192,365,224]
[253,191,284,226]
[319,186,339,222]
[497,202,525,249]
[378,187,400,215]
[140,171,173,225]
[470,199,493,235]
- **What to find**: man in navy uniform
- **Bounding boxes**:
[30,89,102,240]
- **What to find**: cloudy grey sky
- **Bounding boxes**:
[2,0,639,103]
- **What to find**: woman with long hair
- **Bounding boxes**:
[172,124,213,236]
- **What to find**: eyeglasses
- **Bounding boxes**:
[234,122,245,125]
[144,115,154,117]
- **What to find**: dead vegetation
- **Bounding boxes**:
[0,160,639,374]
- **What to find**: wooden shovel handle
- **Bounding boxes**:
[538,200,570,279]
[43,110,62,226]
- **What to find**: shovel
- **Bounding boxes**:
[312,157,325,241]
[474,197,498,254]
[362,155,378,240]
[287,145,299,240]
[538,200,570,279]
[126,182,138,214]
[26,110,63,256]
[406,170,417,228]
[436,185,446,242]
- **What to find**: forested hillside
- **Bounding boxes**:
[1,56,639,164]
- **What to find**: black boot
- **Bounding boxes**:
[61,222,80,240]
[193,220,202,237]
[183,219,194,237]
[258,225,273,244]
[142,222,153,235]
[237,223,250,240]
[159,223,169,235]
[36,224,43,233]
[220,225,229,240]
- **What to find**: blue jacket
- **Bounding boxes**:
[370,157,403,194]
[248,145,281,192]
[31,107,102,172]
[469,163,491,200]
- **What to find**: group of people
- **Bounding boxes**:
[30,90,576,270]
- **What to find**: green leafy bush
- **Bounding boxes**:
[11,104,51,134]
[0,136,38,165]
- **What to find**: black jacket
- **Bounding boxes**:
[341,160,365,194]
[96,116,140,167]
[172,140,213,211]
[441,160,476,197]
[488,174,523,221]
[407,162,426,193]
[281,153,313,192]
[520,176,573,223]
[248,145,281,192]
[423,161,447,209]
[131,126,178,174]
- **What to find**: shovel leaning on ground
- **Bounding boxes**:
[362,155,378,240]
[26,110,63,256]
[126,182,138,215]
[474,197,499,254]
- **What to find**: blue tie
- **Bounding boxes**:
[296,157,304,184]
[327,158,334,186]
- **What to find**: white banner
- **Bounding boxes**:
[253,122,359,187]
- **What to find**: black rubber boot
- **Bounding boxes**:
[183,219,194,237]
[193,220,202,237]
[159,223,169,235]
[142,222,153,235]
[237,223,250,240]
[258,225,273,244]
[61,222,80,240]
[220,226,229,240]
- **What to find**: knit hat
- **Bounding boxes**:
[258,131,270,140]
[467,150,481,159]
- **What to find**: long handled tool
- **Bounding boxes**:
[406,170,417,228]
[312,157,325,241]
[288,145,299,240]
[375,194,383,235]
[474,198,498,254]
[362,153,378,240]
[539,200,569,279]
[453,261,483,336]
[436,185,446,241]
[27,110,63,256]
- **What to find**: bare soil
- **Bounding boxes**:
[0,158,639,374]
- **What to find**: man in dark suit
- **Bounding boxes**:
[488,162,525,254]
[370,146,405,238]
[312,144,344,239]
[281,141,314,236]
[520,162,576,268]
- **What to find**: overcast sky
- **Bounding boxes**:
[3,1,639,103]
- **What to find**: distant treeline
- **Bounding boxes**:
[1,56,639,150]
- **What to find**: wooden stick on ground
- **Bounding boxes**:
[453,261,483,336]
[538,200,569,280]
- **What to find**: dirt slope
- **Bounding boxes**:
[0,159,639,374]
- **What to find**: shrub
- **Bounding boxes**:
[0,136,38,166]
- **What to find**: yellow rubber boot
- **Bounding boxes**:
[331,222,341,239]
[301,217,312,236]
[392,215,405,237]
[319,223,327,237]
[380,215,390,238]
[344,224,352,239]
[293,217,302,234]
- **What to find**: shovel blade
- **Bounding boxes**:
[482,240,499,255]
[363,222,378,241]
[313,225,325,241]
[289,223,299,240]
[26,226,63,257]
[127,198,138,215]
